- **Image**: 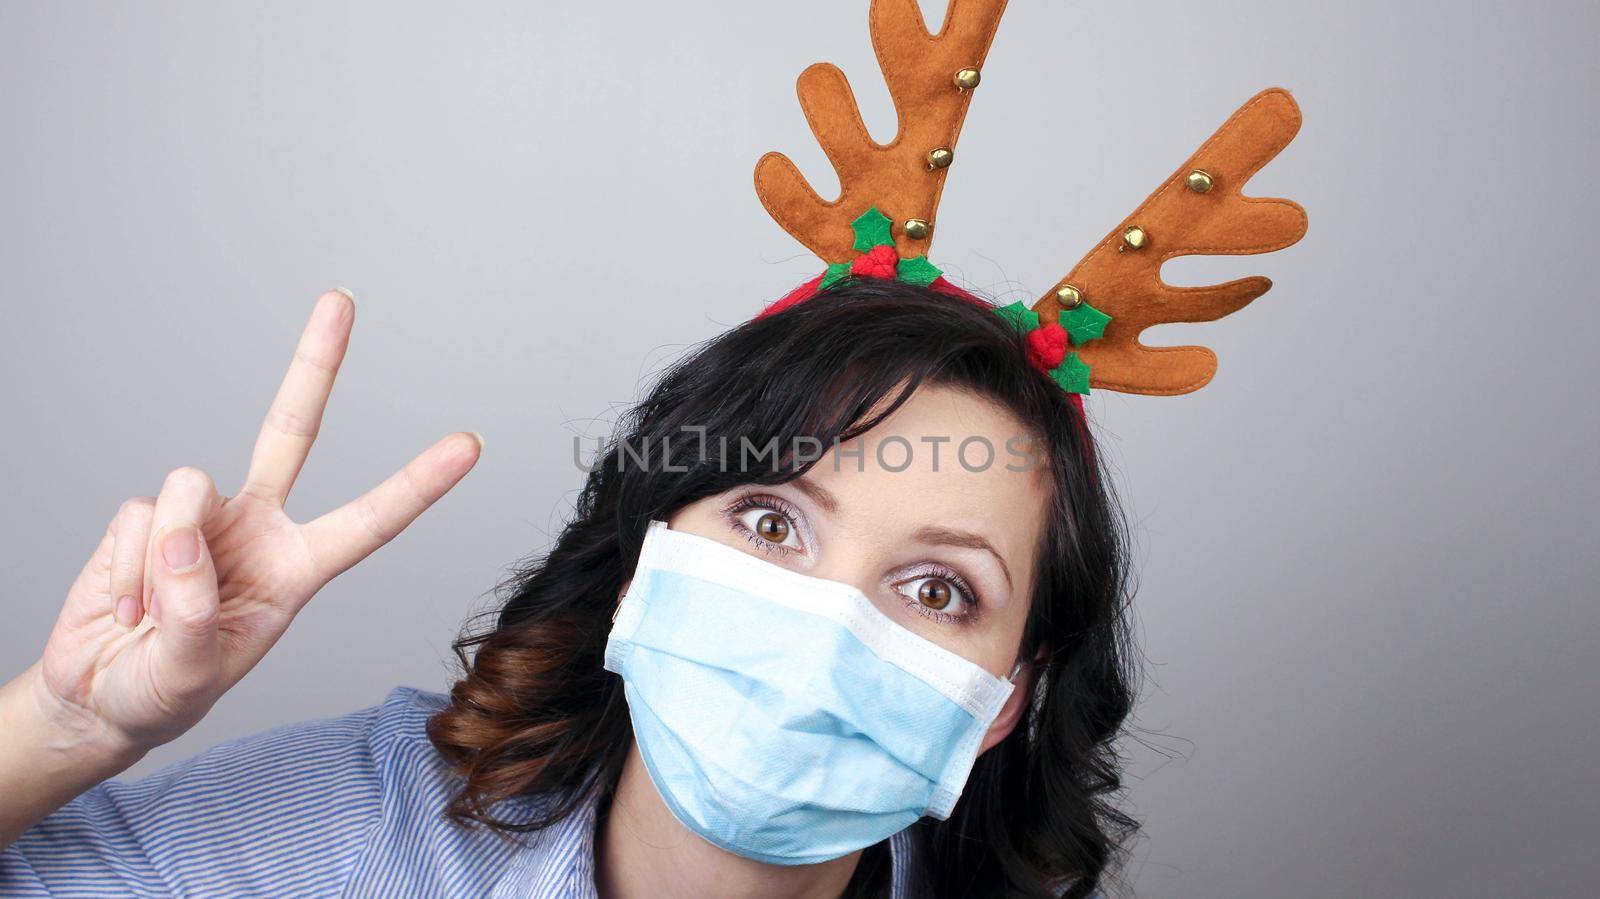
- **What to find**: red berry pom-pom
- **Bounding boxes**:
[1025,322,1069,372]
[850,245,900,279]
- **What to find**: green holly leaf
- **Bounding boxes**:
[994,301,1040,334]
[1050,352,1092,394]
[1060,301,1112,346]
[895,255,941,287]
[851,207,894,251]
[819,262,853,289]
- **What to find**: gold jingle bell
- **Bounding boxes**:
[1186,170,1214,193]
[953,67,981,91]
[904,218,932,240]
[1121,226,1148,251]
[1055,284,1083,309]
[927,147,954,170]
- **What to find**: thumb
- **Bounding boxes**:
[147,520,222,705]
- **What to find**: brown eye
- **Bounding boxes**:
[755,512,790,543]
[917,579,953,610]
[896,574,975,622]
[733,503,804,553]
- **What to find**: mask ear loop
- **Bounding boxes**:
[1007,659,1026,682]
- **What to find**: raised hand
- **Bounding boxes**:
[33,289,483,756]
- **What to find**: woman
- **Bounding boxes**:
[0,277,1138,898]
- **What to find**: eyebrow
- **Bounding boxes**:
[790,475,840,514]
[912,526,1013,589]
[788,478,1013,591]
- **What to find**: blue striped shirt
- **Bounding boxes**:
[1,685,924,897]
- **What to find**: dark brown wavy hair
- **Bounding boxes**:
[426,277,1141,898]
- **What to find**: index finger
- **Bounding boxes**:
[239,289,355,506]
[299,431,483,590]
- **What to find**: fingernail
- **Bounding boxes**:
[331,286,355,302]
[114,594,141,628]
[469,431,485,451]
[161,522,201,572]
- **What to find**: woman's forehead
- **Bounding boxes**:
[801,385,1049,556]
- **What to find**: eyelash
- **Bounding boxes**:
[720,492,982,626]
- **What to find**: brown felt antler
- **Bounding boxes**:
[1034,88,1309,395]
[754,0,1009,264]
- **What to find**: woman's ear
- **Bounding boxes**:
[978,647,1049,754]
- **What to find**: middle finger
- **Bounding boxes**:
[239,289,355,507]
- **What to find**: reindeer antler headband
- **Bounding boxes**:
[753,0,1308,399]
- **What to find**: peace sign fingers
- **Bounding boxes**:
[240,289,355,506]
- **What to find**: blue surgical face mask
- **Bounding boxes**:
[603,520,1022,866]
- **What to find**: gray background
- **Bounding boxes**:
[2,1,1595,896]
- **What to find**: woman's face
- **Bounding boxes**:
[668,383,1050,716]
